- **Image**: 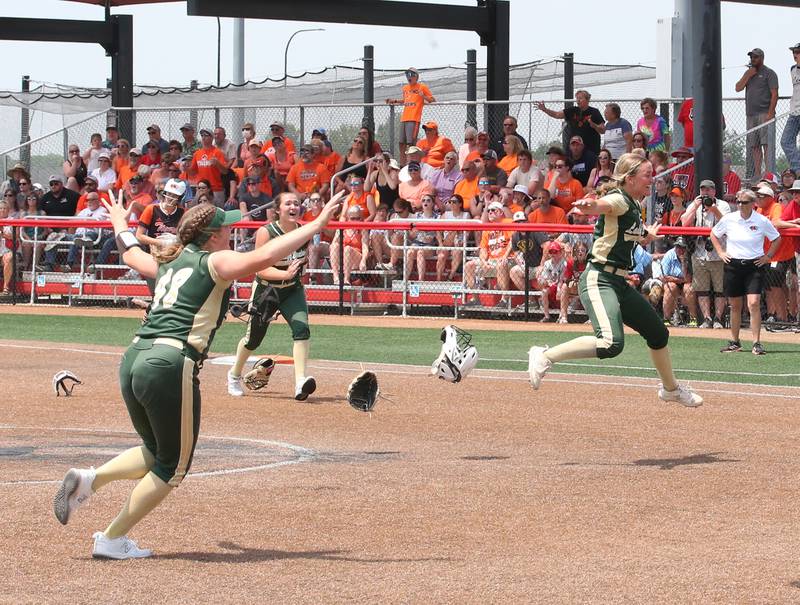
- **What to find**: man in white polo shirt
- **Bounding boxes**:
[709,188,781,355]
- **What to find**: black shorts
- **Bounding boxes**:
[723,258,765,297]
[764,260,792,289]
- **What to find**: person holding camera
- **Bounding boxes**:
[710,189,781,355]
[680,179,731,328]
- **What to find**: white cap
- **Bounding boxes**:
[164,178,187,197]
[488,201,504,211]
[512,211,527,222]
[512,184,530,198]
[755,184,774,196]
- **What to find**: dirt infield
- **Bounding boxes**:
[2,339,800,603]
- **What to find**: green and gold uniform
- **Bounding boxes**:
[242,221,310,350]
[579,189,668,358]
[119,244,231,486]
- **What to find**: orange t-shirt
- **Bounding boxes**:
[454,176,479,203]
[114,162,139,190]
[416,136,455,169]
[401,82,433,123]
[343,228,363,251]
[75,191,111,215]
[265,149,295,178]
[322,152,341,177]
[286,161,330,194]
[191,147,228,192]
[757,200,795,261]
[480,227,513,260]
[498,154,518,175]
[528,205,568,225]
[261,137,296,155]
[545,174,584,213]
[398,179,434,210]
[345,190,371,217]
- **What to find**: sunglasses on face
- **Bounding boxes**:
[19,181,28,186]
[488,208,502,213]
[408,167,420,172]
[4,193,15,197]
[738,200,753,204]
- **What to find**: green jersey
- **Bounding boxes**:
[257,221,308,288]
[136,244,232,357]
[588,189,646,270]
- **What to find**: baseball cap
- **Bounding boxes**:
[248,140,263,148]
[146,124,160,132]
[487,201,504,211]
[269,122,284,129]
[97,151,111,161]
[546,146,564,156]
[422,121,438,131]
[407,161,421,170]
[129,147,141,156]
[312,128,327,136]
[673,237,687,248]
[671,146,693,158]
[512,211,527,222]
[482,149,498,160]
[84,174,98,183]
[179,123,195,131]
[105,124,118,131]
[699,179,716,189]
[512,184,531,198]
[790,42,800,52]
[405,67,419,75]
[245,176,259,185]
[787,179,800,192]
[48,174,64,184]
[406,146,423,155]
[388,158,401,170]
[129,174,143,184]
[755,184,774,196]
[748,48,764,57]
[670,187,686,198]
[164,178,187,197]
[199,128,213,137]
[548,241,563,253]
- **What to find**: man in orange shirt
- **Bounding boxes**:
[321,140,341,178]
[386,67,435,161]
[74,175,111,214]
[286,145,330,197]
[416,121,455,169]
[463,200,513,307]
[527,189,568,225]
[113,147,142,192]
[755,184,796,321]
[454,160,481,216]
[260,123,296,155]
[189,129,229,207]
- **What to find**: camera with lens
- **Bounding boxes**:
[701,195,715,208]
[704,238,714,252]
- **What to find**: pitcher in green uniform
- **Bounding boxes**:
[227,192,316,400]
[52,190,343,559]
[527,153,703,407]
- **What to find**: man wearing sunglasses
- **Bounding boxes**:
[386,67,436,161]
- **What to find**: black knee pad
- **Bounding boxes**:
[646,324,670,351]
[598,339,624,359]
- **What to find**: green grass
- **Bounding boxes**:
[1,313,799,387]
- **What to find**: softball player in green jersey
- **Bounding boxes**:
[52,190,344,559]
[228,192,316,400]
[527,153,703,407]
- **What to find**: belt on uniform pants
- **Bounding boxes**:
[589,262,629,278]
[131,336,202,363]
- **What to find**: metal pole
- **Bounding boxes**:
[563,52,574,151]
[283,28,325,128]
[20,75,30,170]
[466,49,477,129]
[523,232,530,321]
[363,45,374,131]
[189,79,199,129]
[690,0,722,194]
[485,0,509,143]
[232,18,245,144]
[110,15,134,142]
[388,104,396,157]
[337,228,344,314]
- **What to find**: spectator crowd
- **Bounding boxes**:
[1,50,799,333]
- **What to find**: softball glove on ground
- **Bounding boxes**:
[243,358,275,391]
[347,371,379,412]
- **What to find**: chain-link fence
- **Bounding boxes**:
[0,97,796,191]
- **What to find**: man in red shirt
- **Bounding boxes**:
[668,147,696,197]
[189,128,229,206]
[722,155,741,204]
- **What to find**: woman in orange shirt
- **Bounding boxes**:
[339,173,376,221]
[498,135,524,175]
[664,187,687,227]
[547,158,585,213]
[267,137,295,192]
[329,204,370,285]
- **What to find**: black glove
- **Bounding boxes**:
[347,371,379,412]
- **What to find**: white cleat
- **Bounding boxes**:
[294,376,317,401]
[527,346,552,390]
[92,532,153,560]
[658,383,703,407]
[227,371,244,397]
[53,467,96,525]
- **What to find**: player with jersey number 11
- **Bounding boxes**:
[52,188,343,560]
[527,153,703,408]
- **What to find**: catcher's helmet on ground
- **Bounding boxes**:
[53,370,82,397]
[431,325,479,383]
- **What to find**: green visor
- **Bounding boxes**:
[194,208,242,246]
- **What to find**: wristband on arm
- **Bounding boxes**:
[116,231,142,256]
